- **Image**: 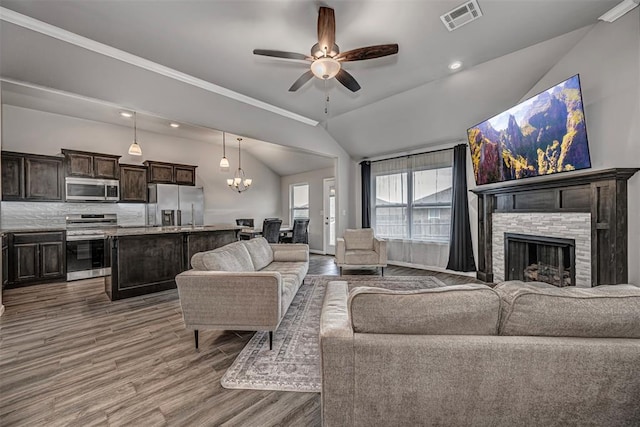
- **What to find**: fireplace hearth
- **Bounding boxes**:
[505,233,576,287]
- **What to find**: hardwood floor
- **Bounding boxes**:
[0,255,483,426]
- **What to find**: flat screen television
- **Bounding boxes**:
[467,74,591,185]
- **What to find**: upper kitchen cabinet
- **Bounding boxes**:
[119,164,148,203]
[1,151,64,201]
[144,161,197,186]
[62,149,120,179]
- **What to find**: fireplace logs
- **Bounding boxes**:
[524,263,572,287]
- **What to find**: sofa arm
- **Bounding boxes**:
[335,238,346,264]
[269,243,309,262]
[175,270,282,330]
[373,237,387,265]
[320,281,354,427]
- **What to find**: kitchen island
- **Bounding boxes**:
[105,224,241,300]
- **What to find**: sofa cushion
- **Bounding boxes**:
[348,284,500,335]
[495,281,640,338]
[243,237,273,271]
[344,229,374,250]
[191,241,255,272]
[261,261,309,314]
[345,249,379,265]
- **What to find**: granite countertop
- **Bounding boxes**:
[105,224,243,237]
[0,227,67,234]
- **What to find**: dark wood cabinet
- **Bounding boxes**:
[1,153,25,200]
[10,231,66,286]
[62,149,120,179]
[120,164,148,203]
[1,151,64,201]
[144,161,197,186]
[2,235,8,289]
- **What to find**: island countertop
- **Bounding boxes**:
[105,224,243,237]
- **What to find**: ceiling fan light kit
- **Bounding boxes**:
[311,57,341,79]
[253,6,398,93]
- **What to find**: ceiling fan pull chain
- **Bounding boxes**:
[324,79,330,115]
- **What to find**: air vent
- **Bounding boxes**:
[440,0,483,31]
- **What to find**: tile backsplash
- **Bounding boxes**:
[1,202,146,230]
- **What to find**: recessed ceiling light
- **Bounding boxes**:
[119,111,133,118]
[449,61,462,70]
[170,123,180,128]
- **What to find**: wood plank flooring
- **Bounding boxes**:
[0,255,483,426]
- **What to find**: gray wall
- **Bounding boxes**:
[516,10,639,284]
[1,105,283,225]
[280,167,335,252]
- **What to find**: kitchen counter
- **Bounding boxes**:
[105,225,240,300]
[105,224,243,237]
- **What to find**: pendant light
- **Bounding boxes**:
[227,138,252,193]
[219,131,230,172]
[128,112,142,156]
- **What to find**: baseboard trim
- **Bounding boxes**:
[309,249,326,255]
[387,261,477,278]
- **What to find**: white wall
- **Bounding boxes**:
[1,106,283,224]
[521,10,640,284]
[280,167,334,252]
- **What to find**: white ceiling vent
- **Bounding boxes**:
[440,0,483,32]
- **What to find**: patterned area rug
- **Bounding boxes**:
[220,274,447,393]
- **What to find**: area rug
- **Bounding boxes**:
[220,274,447,393]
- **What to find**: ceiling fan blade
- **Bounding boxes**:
[335,69,361,92]
[317,7,336,55]
[253,49,311,61]
[335,44,399,62]
[289,70,314,92]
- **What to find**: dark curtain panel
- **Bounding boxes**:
[446,145,477,272]
[361,161,371,228]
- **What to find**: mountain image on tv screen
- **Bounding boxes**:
[467,74,591,185]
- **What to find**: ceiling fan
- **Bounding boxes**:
[253,6,398,93]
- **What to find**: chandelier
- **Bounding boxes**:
[226,138,252,193]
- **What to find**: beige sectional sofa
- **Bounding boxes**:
[320,280,640,426]
[175,237,309,349]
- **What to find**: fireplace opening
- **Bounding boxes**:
[504,233,576,287]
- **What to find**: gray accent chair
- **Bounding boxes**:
[335,228,387,276]
[320,280,640,426]
[175,237,309,350]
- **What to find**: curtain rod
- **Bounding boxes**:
[360,144,463,165]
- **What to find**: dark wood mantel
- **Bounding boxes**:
[471,168,639,286]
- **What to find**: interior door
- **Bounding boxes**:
[323,178,336,255]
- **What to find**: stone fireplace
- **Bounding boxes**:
[472,168,638,287]
[493,213,590,287]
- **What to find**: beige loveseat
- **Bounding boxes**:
[175,237,309,350]
[320,280,640,426]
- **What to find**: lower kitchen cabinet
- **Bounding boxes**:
[9,231,66,286]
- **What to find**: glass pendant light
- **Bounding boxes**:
[219,131,230,172]
[128,112,142,156]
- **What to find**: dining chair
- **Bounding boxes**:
[262,219,282,243]
[280,218,310,244]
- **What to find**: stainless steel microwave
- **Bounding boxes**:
[65,177,119,202]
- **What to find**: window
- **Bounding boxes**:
[290,183,309,222]
[372,150,453,242]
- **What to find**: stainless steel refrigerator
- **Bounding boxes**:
[147,184,204,226]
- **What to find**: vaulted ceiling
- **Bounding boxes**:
[0,0,621,161]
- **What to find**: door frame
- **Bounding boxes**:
[323,177,336,255]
